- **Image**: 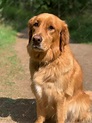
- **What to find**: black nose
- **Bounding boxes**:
[32,35,42,44]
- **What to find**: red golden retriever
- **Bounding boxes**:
[27,13,92,123]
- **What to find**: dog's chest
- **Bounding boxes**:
[32,72,65,99]
[32,71,54,99]
[35,84,42,98]
[32,64,68,99]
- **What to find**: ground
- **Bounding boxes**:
[0,29,92,123]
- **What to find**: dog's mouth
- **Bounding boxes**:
[32,44,44,52]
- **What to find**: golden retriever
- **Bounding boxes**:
[27,13,92,123]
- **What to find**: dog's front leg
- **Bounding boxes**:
[35,101,45,123]
[56,97,67,123]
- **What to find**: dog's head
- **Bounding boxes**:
[27,13,69,61]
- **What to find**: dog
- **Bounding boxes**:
[27,13,92,123]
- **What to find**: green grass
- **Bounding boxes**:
[0,24,24,97]
[0,24,16,47]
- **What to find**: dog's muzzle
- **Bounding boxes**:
[32,35,43,50]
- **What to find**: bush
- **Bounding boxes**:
[0,0,92,43]
[0,0,32,31]
[66,12,92,43]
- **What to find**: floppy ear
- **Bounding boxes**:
[60,21,69,51]
[28,16,36,44]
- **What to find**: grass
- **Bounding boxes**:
[0,24,24,98]
[0,25,16,47]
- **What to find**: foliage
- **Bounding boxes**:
[0,0,92,43]
[34,0,92,17]
[0,0,32,30]
[67,12,92,43]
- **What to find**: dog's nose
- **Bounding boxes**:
[33,35,42,43]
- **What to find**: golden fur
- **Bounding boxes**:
[27,13,92,123]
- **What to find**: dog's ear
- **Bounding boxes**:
[60,21,69,51]
[28,16,36,44]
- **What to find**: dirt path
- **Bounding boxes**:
[70,44,92,90]
[0,29,92,123]
[15,30,34,98]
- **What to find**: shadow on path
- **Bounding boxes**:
[0,98,36,123]
[0,98,55,123]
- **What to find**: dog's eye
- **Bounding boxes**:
[33,22,39,27]
[48,26,55,30]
